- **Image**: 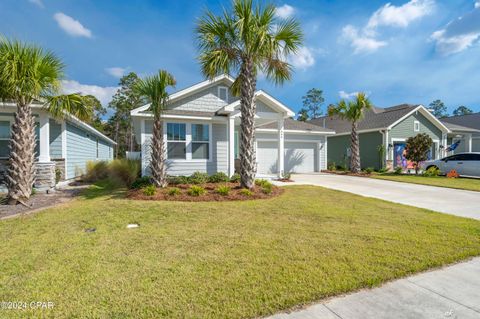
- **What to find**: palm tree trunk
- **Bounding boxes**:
[350,121,361,173]
[150,112,167,187]
[239,59,257,189]
[6,103,36,204]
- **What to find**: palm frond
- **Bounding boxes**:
[134,70,176,115]
[44,93,92,121]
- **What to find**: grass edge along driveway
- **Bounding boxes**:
[371,173,480,192]
[1,184,480,318]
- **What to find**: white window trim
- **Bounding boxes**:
[0,116,12,159]
[218,86,228,102]
[414,120,420,132]
[164,122,212,163]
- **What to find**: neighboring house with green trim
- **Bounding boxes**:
[310,104,451,170]
[441,113,480,154]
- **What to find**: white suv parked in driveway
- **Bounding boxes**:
[421,153,480,177]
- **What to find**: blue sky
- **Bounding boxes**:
[1,0,480,116]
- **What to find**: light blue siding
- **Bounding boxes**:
[49,119,62,159]
[66,122,113,179]
[142,121,228,176]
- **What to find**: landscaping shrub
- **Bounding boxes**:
[255,179,272,188]
[189,172,209,184]
[168,175,189,185]
[85,161,109,182]
[378,167,387,173]
[230,173,240,183]
[187,185,206,196]
[142,185,156,196]
[131,176,153,189]
[216,185,230,196]
[364,167,374,174]
[447,169,459,178]
[55,168,62,184]
[261,183,273,194]
[394,167,403,175]
[327,162,336,171]
[239,189,253,196]
[423,166,440,177]
[109,159,141,188]
[208,172,229,183]
[282,172,292,180]
[167,187,181,196]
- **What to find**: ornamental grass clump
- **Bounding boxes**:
[187,185,206,196]
[142,185,156,196]
[216,185,231,196]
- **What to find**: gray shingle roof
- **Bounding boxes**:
[309,104,419,134]
[441,113,480,131]
[442,121,479,133]
[258,118,334,133]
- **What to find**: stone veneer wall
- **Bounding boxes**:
[34,162,56,192]
[1,160,60,192]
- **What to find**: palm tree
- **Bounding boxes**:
[328,93,372,173]
[134,70,176,187]
[196,0,303,189]
[0,38,90,204]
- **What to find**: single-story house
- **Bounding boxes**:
[1,102,115,191]
[309,104,451,170]
[131,74,334,178]
[441,113,480,154]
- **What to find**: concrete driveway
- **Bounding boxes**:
[285,173,480,220]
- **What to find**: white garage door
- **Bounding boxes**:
[257,141,279,174]
[256,141,318,174]
[285,142,317,173]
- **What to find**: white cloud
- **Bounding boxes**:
[339,90,359,99]
[289,46,315,69]
[430,30,480,55]
[53,12,92,38]
[341,25,387,54]
[341,0,433,54]
[366,0,434,31]
[105,67,126,78]
[28,0,44,8]
[430,5,480,55]
[61,80,118,106]
[275,4,295,19]
[475,1,480,9]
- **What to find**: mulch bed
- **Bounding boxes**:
[321,170,372,177]
[0,185,86,220]
[127,182,283,202]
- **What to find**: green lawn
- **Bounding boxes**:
[371,174,480,192]
[1,184,480,318]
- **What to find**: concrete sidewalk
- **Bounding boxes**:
[281,173,480,220]
[267,257,480,319]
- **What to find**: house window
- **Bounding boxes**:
[414,120,420,132]
[218,86,228,101]
[0,121,10,158]
[166,123,186,159]
[191,124,210,160]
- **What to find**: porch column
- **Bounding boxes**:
[38,114,50,162]
[466,134,473,152]
[228,117,235,177]
[277,118,284,177]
